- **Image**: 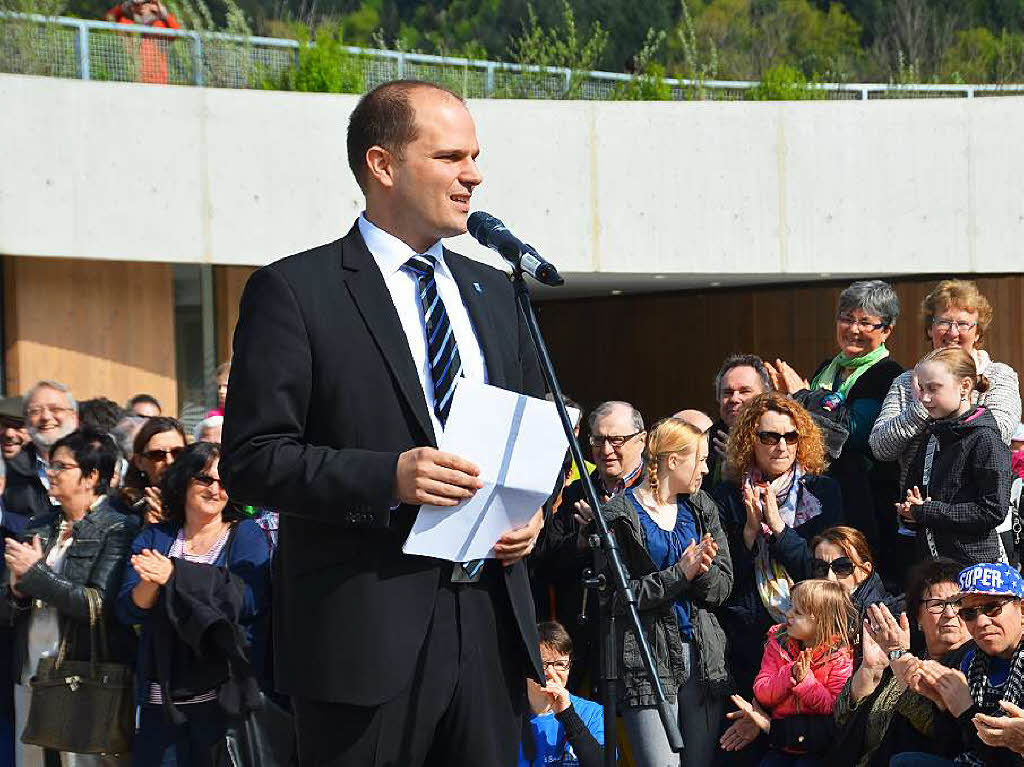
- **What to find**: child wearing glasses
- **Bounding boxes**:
[753,579,855,766]
[897,347,1013,567]
[520,621,605,767]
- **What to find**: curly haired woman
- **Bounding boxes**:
[712,392,845,697]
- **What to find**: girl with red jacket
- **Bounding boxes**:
[753,579,855,766]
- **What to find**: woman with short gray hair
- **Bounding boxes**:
[767,280,904,565]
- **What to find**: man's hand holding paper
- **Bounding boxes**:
[402,380,578,563]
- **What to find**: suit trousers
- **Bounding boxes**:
[293,566,526,766]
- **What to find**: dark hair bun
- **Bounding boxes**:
[975,373,991,394]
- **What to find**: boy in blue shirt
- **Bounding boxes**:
[521,621,605,767]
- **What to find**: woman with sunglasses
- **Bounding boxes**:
[115,442,271,766]
[764,280,904,570]
[713,393,843,698]
[833,558,971,767]
[810,526,901,630]
[4,428,140,767]
[889,562,1024,766]
[122,416,187,525]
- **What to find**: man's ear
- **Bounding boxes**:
[365,146,395,189]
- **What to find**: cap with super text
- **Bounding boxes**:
[959,562,1024,599]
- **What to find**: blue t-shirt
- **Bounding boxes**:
[519,694,604,767]
[628,490,700,639]
[960,648,1011,688]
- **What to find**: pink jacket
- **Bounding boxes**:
[753,624,853,718]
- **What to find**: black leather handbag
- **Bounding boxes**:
[21,588,134,755]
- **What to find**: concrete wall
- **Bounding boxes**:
[2,73,1024,280]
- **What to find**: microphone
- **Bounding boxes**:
[467,212,564,287]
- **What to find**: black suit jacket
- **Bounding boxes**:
[221,224,545,706]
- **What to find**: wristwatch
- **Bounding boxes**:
[888,648,910,662]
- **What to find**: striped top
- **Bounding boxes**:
[147,525,231,706]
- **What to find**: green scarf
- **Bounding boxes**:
[810,344,889,399]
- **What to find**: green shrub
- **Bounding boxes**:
[747,63,825,100]
[262,22,364,93]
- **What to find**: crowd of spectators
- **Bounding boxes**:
[0,277,1021,766]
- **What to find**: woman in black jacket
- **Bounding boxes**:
[600,417,733,767]
[765,280,904,572]
[898,347,1012,567]
[4,428,139,767]
[713,393,843,697]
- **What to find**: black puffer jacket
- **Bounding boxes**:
[7,498,140,681]
[600,489,733,708]
[904,407,1012,566]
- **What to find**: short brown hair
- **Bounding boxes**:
[810,526,875,568]
[346,80,464,191]
[920,279,994,347]
[537,621,573,657]
[725,392,826,480]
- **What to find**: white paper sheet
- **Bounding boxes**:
[402,380,579,562]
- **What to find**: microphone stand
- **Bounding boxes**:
[510,266,684,766]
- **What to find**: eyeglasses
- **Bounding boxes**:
[921,597,962,615]
[756,430,800,447]
[541,659,571,672]
[192,474,224,490]
[837,315,888,332]
[589,431,642,448]
[45,461,79,474]
[932,319,978,334]
[958,599,1014,622]
[811,556,856,579]
[26,405,75,419]
[142,447,184,462]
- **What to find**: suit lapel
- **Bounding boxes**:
[445,249,504,388]
[341,226,437,446]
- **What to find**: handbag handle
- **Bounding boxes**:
[53,588,108,677]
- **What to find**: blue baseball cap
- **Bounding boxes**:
[958,563,1024,599]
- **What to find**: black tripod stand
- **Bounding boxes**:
[511,268,683,767]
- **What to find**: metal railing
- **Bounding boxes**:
[5,12,1024,99]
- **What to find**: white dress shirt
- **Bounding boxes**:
[357,215,487,439]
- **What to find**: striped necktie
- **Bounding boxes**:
[404,253,463,428]
[404,254,484,582]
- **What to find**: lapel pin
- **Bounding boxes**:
[473,282,483,294]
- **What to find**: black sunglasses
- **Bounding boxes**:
[958,599,1014,622]
[192,474,224,489]
[757,430,800,447]
[143,446,185,462]
[811,557,856,578]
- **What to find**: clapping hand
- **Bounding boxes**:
[538,678,572,714]
[864,603,911,654]
[679,534,717,582]
[720,694,770,752]
[896,486,928,521]
[4,535,43,579]
[712,429,729,460]
[131,548,174,586]
[143,486,164,525]
[791,649,813,684]
[741,482,763,549]
[912,661,972,716]
[766,359,810,395]
[975,701,1024,755]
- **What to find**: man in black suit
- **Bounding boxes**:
[221,80,546,766]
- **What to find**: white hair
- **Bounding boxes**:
[194,415,223,441]
[23,380,77,413]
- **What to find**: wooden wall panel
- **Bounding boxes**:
[536,274,1024,426]
[214,266,255,364]
[3,256,177,412]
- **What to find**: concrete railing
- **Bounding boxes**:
[5,12,1024,99]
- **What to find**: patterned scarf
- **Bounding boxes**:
[748,465,823,623]
[810,344,890,399]
[956,640,1024,766]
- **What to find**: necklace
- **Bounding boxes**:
[184,523,229,556]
